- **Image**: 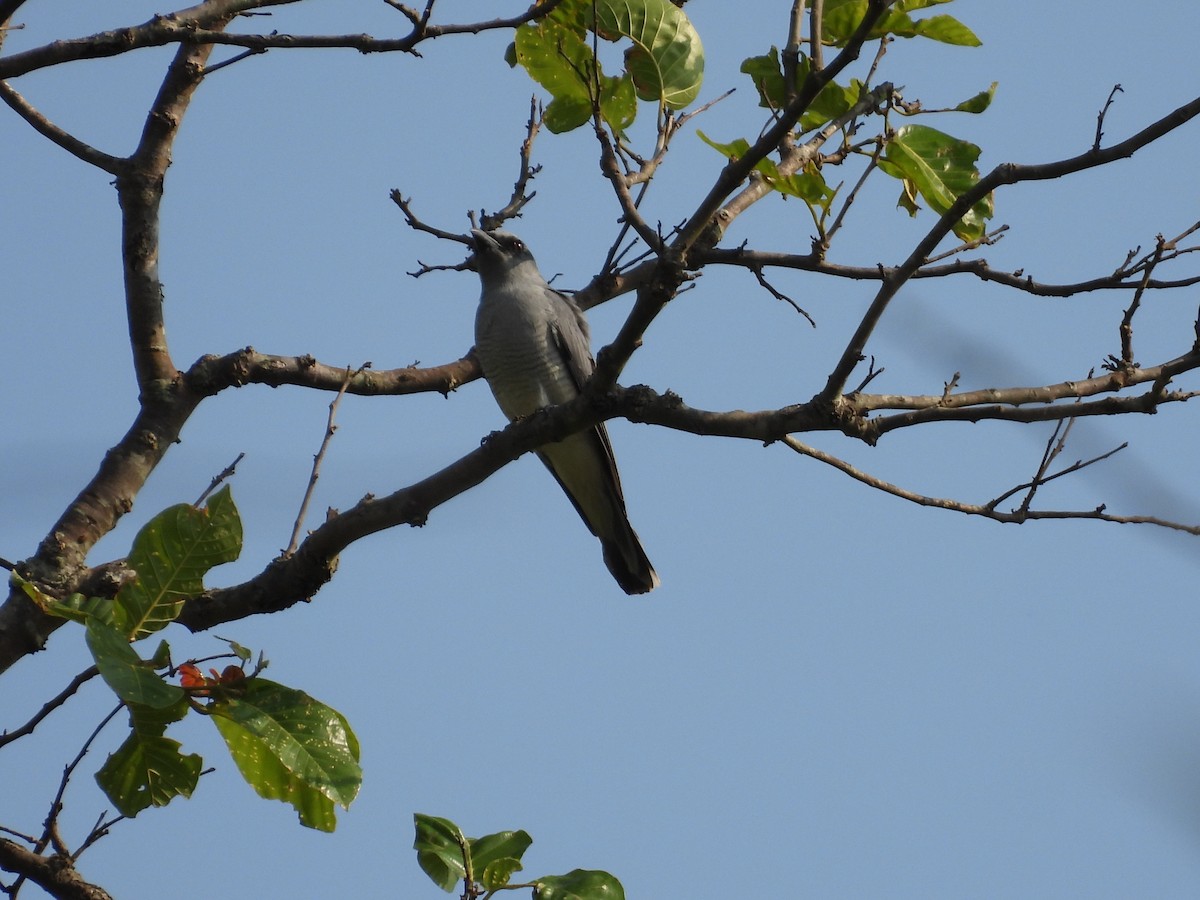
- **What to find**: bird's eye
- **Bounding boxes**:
[511,240,525,252]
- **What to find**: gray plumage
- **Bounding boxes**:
[471,228,659,595]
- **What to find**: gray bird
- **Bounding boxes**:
[471,228,659,595]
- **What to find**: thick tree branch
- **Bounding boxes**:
[185,347,480,396]
[0,840,113,900]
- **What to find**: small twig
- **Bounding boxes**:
[285,365,367,556]
[0,827,36,845]
[824,139,883,243]
[194,452,245,507]
[0,666,101,750]
[389,192,471,245]
[782,435,1198,533]
[849,356,885,394]
[72,811,128,861]
[1017,417,1075,514]
[751,266,816,326]
[940,371,961,402]
[479,96,544,231]
[201,46,267,76]
[921,224,1008,266]
[10,701,125,897]
[1093,84,1124,151]
[991,438,1128,512]
[809,0,824,71]
[1118,235,1165,366]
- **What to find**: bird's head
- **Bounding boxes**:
[470,228,541,284]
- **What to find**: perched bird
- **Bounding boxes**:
[470,228,659,594]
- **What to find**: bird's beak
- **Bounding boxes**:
[470,228,501,257]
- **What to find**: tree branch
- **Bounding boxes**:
[819,91,1200,402]
[0,0,565,79]
[0,839,114,900]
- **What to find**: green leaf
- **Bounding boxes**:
[10,574,115,625]
[114,485,242,640]
[95,697,200,816]
[216,635,253,663]
[739,47,787,109]
[591,0,704,109]
[509,0,704,133]
[696,130,835,207]
[210,679,361,832]
[414,813,468,892]
[823,0,980,47]
[482,857,525,890]
[471,829,533,877]
[738,49,864,133]
[954,81,997,114]
[879,123,993,241]
[512,17,596,134]
[536,869,626,900]
[86,618,185,709]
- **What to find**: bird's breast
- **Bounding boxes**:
[475,290,578,420]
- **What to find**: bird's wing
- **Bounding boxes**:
[546,287,596,391]
[543,286,628,506]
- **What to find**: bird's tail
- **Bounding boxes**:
[602,525,659,595]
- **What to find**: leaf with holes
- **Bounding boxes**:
[114,485,242,640]
[95,696,200,816]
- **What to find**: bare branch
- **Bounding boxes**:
[782,435,1200,535]
[194,453,246,507]
[185,347,479,398]
[0,81,124,173]
[479,97,544,231]
[750,266,817,325]
[1093,83,1124,151]
[0,666,100,750]
[0,0,567,79]
[286,365,366,556]
[699,242,1200,296]
[819,91,1200,401]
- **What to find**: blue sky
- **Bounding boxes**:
[4,2,1200,897]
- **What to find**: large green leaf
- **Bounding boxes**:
[95,697,201,816]
[509,13,638,134]
[210,679,361,832]
[85,617,184,709]
[414,813,469,892]
[823,0,980,47]
[508,0,703,133]
[115,485,242,640]
[536,869,626,900]
[879,123,992,241]
[591,0,704,109]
